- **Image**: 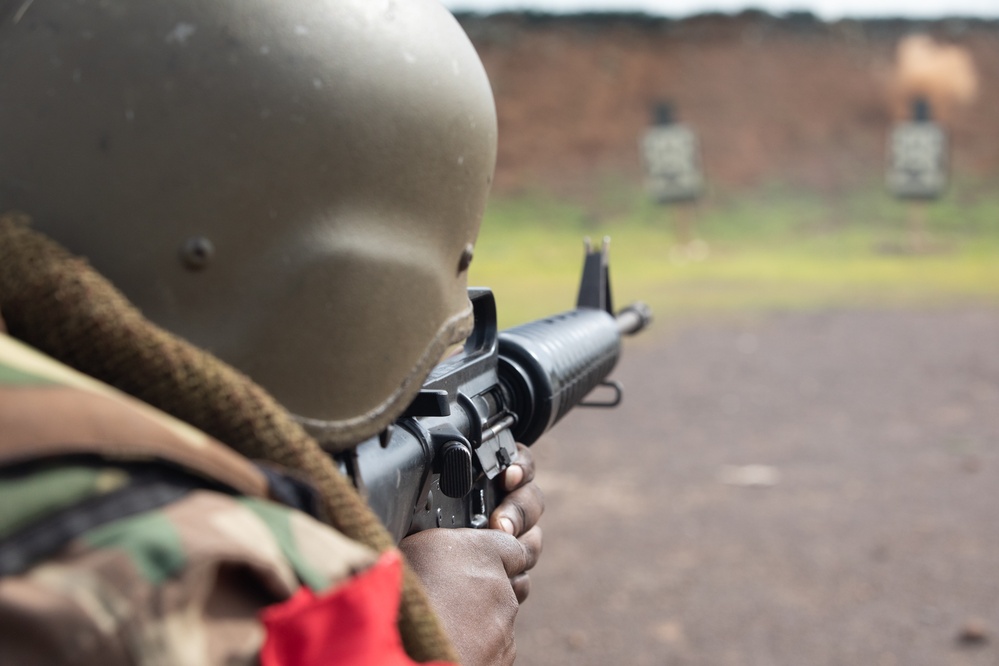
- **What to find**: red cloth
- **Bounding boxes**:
[260,550,457,666]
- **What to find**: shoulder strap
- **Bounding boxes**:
[0,459,218,576]
[0,333,270,499]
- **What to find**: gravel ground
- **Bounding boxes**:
[515,307,999,666]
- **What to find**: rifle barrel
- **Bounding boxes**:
[615,302,653,336]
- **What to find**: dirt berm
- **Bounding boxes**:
[456,12,999,198]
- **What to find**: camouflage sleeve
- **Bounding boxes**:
[0,487,380,665]
[0,334,454,666]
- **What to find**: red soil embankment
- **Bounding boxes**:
[458,12,999,197]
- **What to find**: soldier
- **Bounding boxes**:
[0,0,543,664]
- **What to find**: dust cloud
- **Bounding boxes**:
[890,34,978,123]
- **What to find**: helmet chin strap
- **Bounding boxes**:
[0,212,458,664]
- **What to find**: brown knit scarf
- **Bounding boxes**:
[0,212,458,663]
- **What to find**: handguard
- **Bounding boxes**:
[337,239,652,542]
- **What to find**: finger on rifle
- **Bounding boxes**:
[503,443,535,492]
[518,525,542,573]
[495,525,542,579]
[510,572,531,604]
[491,481,544,536]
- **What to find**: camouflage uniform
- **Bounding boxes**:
[0,332,450,665]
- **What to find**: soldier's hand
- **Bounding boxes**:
[490,443,544,603]
[399,443,544,666]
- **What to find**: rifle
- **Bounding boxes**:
[337,238,652,543]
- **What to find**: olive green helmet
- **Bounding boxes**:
[0,0,497,448]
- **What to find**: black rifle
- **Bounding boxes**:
[337,239,652,543]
